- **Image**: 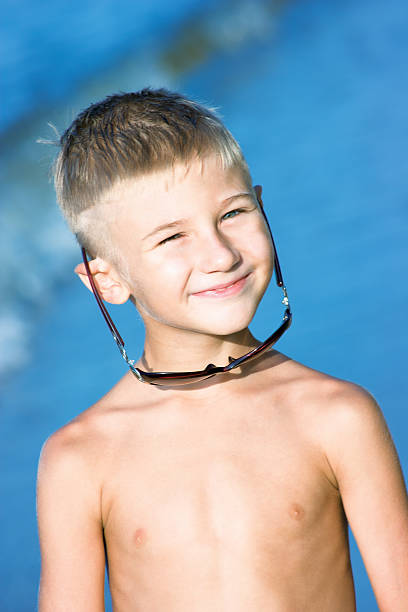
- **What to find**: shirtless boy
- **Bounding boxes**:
[36,87,408,611]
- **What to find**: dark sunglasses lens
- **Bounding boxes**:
[226,340,275,371]
[131,371,216,387]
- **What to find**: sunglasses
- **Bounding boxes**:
[81,207,292,386]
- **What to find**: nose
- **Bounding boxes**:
[196,227,241,273]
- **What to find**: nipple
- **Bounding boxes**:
[133,528,147,547]
[289,503,305,521]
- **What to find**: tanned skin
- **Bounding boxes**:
[37,156,408,611]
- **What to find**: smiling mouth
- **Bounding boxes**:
[192,273,251,298]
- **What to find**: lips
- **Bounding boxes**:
[192,273,251,297]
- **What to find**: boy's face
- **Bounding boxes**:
[105,154,274,338]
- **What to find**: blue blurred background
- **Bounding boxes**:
[1,0,407,609]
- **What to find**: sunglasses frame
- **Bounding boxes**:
[80,206,292,386]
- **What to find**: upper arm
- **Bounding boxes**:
[36,425,106,612]
[324,382,408,611]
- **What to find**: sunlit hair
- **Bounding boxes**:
[53,87,252,275]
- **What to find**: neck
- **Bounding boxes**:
[137,322,259,374]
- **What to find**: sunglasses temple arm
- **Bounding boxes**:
[81,247,125,348]
[260,208,284,287]
[269,231,284,287]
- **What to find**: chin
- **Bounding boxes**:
[189,305,258,337]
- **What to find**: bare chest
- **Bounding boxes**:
[101,401,340,562]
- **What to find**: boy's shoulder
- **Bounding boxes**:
[269,353,387,485]
[262,351,384,447]
[281,353,389,463]
[38,371,153,471]
[264,350,377,411]
[38,403,107,487]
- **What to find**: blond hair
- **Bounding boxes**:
[53,87,252,270]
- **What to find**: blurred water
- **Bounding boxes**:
[1,0,224,134]
[1,0,407,610]
[0,0,277,380]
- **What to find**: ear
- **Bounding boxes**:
[74,257,130,305]
[253,184,264,208]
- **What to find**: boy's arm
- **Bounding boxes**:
[323,382,408,611]
[36,424,106,611]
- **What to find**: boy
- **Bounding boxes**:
[36,87,408,611]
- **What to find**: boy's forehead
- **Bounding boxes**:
[94,156,254,248]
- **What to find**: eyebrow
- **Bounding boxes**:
[142,192,254,242]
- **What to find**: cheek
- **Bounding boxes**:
[244,226,274,269]
[131,253,190,304]
[155,253,190,284]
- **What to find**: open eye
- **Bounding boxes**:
[222,208,243,220]
[158,233,183,246]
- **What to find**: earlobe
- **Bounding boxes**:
[74,258,130,305]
